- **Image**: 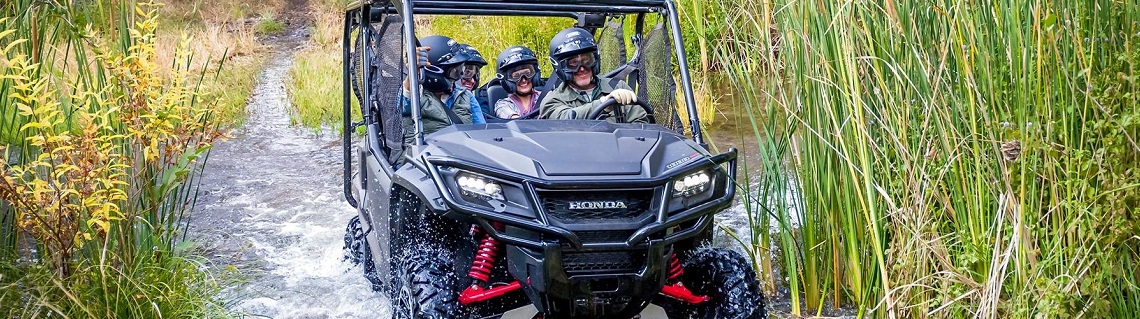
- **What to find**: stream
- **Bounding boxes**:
[188,39,390,318]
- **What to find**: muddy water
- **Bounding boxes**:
[188,45,389,318]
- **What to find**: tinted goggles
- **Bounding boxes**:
[504,65,538,82]
[446,64,481,80]
[560,52,597,71]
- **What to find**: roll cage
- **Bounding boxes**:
[341,0,707,207]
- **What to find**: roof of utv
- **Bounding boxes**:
[350,0,672,16]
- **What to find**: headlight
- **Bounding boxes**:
[672,170,711,197]
[456,172,504,200]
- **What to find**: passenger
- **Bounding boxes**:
[538,27,647,123]
[399,35,476,146]
[493,46,542,119]
[444,43,488,123]
[452,44,487,91]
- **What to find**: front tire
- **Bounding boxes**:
[392,252,462,319]
[670,248,767,319]
[344,215,383,291]
[389,188,466,319]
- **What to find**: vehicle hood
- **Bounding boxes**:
[421,120,711,179]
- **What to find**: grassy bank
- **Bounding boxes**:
[0,0,272,316]
[288,0,360,133]
[156,0,280,127]
[714,0,1140,317]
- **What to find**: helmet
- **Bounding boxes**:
[548,27,600,83]
[496,46,541,95]
[455,44,488,67]
[419,35,459,93]
[443,44,488,85]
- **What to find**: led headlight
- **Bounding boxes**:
[672,170,711,197]
[456,172,504,200]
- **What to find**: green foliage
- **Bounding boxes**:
[714,0,1140,317]
[255,14,286,34]
[0,0,233,317]
[289,47,361,133]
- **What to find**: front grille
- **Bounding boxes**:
[562,251,645,274]
[539,190,654,223]
[576,230,635,244]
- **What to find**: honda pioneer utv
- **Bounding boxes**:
[340,0,765,318]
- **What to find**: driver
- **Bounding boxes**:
[538,27,648,123]
[399,35,476,146]
[493,46,542,119]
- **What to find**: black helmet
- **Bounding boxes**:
[548,27,599,83]
[455,44,488,66]
[419,35,459,93]
[496,46,541,95]
[442,44,488,84]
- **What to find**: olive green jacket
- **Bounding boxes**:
[538,80,649,123]
[399,88,474,146]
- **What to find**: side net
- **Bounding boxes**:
[637,23,682,133]
[350,15,406,166]
[595,18,627,79]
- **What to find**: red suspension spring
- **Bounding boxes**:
[461,224,522,306]
[668,252,684,281]
[468,225,501,282]
[660,252,709,304]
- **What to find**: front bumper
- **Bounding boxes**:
[422,148,737,317]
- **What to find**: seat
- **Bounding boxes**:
[486,85,508,110]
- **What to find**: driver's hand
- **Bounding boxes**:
[607,89,637,105]
[416,47,431,67]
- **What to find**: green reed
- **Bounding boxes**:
[712,0,1139,317]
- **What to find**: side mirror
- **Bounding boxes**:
[575,13,608,34]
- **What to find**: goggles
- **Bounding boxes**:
[561,52,597,71]
[447,63,481,80]
[505,65,538,82]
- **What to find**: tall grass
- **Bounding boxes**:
[288,0,362,132]
[155,0,276,127]
[1,0,232,316]
[715,0,1140,317]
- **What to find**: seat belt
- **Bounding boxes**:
[442,91,466,125]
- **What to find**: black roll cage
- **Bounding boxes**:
[341,0,706,208]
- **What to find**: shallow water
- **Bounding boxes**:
[187,43,389,318]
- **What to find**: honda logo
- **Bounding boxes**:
[568,201,627,210]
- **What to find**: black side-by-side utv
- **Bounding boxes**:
[340,1,765,318]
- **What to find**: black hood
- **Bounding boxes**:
[422,120,709,179]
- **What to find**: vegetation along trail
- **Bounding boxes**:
[188,29,389,318]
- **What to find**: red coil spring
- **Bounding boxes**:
[468,225,501,282]
[668,252,684,281]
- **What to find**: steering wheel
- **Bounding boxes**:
[585,97,657,124]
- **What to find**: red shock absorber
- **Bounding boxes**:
[467,225,499,282]
[660,251,710,304]
[668,252,685,281]
[460,223,522,305]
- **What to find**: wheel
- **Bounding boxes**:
[344,215,384,291]
[663,248,766,319]
[392,251,462,319]
[389,188,467,319]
